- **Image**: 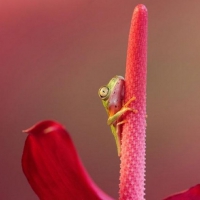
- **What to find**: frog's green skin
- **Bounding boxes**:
[98,75,136,156]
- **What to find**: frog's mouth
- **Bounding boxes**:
[115,75,124,80]
[115,75,125,81]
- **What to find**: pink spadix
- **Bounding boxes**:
[119,4,148,200]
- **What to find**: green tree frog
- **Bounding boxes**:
[98,75,136,156]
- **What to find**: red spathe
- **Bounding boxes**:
[164,184,200,200]
[22,120,113,200]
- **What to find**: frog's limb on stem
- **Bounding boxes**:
[107,96,137,156]
[107,96,137,126]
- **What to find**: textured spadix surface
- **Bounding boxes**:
[119,4,147,200]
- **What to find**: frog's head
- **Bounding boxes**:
[98,75,125,116]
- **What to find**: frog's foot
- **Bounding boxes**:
[122,96,137,114]
[107,98,137,126]
[131,108,138,113]
[122,106,138,114]
[117,120,126,126]
[123,96,136,107]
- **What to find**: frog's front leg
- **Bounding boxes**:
[109,96,136,156]
[123,96,136,107]
[107,96,137,126]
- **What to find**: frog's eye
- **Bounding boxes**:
[98,86,109,99]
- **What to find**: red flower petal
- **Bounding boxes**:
[22,120,114,200]
[164,184,200,200]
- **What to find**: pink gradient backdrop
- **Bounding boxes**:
[1,1,200,199]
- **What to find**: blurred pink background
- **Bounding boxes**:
[1,1,200,199]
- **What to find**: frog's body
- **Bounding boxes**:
[98,75,136,156]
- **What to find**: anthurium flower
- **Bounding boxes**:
[21,120,200,200]
[21,4,200,200]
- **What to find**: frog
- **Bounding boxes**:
[98,75,136,156]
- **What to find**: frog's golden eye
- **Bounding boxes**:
[98,86,109,99]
